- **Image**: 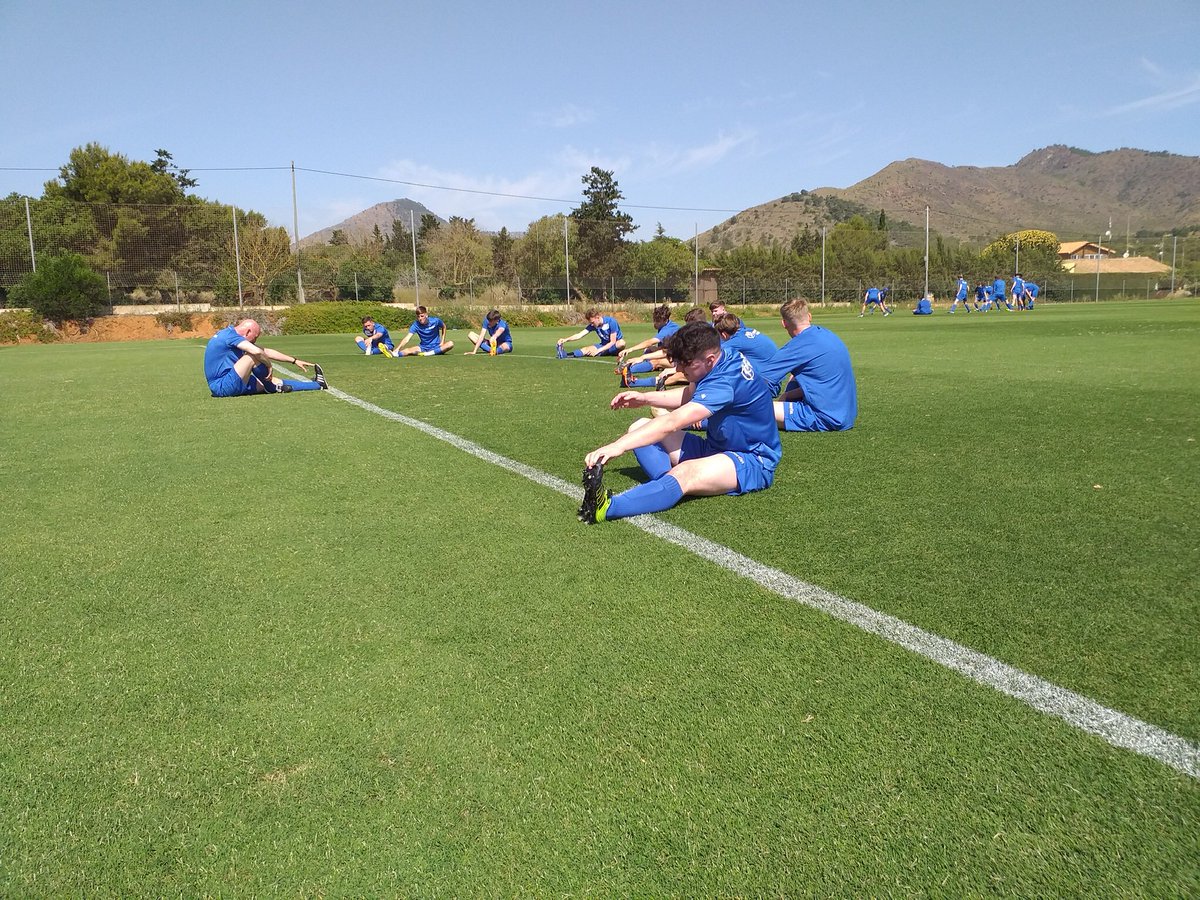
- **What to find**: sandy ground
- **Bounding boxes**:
[7,314,221,343]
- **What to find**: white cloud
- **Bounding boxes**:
[1104,75,1200,117]
[534,103,596,128]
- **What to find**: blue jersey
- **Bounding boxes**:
[757,324,857,431]
[409,316,446,351]
[975,285,987,302]
[364,322,393,349]
[692,349,782,470]
[865,287,881,303]
[914,298,932,315]
[1025,282,1039,298]
[483,317,512,347]
[654,320,680,344]
[722,326,778,368]
[955,278,969,301]
[587,315,623,346]
[203,326,248,385]
[1011,276,1025,298]
[993,278,1006,301]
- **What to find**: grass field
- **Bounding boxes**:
[1,300,1197,895]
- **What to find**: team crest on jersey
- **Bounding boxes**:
[740,357,755,380]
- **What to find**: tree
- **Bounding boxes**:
[149,149,197,191]
[422,217,492,287]
[416,213,441,256]
[230,213,293,304]
[625,234,696,289]
[569,167,636,279]
[11,252,108,321]
[328,229,348,246]
[515,214,574,286]
[491,227,516,285]
[44,143,188,206]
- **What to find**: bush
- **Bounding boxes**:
[0,309,58,344]
[281,302,415,335]
[154,310,195,332]
[10,252,109,322]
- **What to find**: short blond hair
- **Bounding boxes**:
[780,297,813,329]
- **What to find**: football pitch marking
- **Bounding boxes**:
[315,379,1200,781]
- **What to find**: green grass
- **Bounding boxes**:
[1,301,1197,895]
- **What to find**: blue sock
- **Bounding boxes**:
[633,442,673,479]
[629,360,653,374]
[607,475,684,520]
[283,379,322,392]
[571,349,583,358]
[630,376,657,388]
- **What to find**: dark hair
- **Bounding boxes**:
[652,304,671,328]
[584,307,599,319]
[708,300,725,312]
[714,312,742,337]
[416,305,428,315]
[486,308,501,324]
[361,316,374,325]
[665,321,720,366]
[683,306,708,324]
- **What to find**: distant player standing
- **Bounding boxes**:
[993,275,1010,311]
[860,286,891,317]
[949,275,972,313]
[1011,273,1026,311]
[395,306,455,356]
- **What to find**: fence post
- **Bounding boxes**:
[22,196,39,273]
[231,206,244,308]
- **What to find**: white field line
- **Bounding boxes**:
[314,380,1200,781]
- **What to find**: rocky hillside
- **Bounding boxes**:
[701,146,1200,249]
[300,199,444,248]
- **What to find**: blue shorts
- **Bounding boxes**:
[780,401,832,432]
[594,344,620,356]
[678,432,775,495]
[208,370,257,398]
[419,343,443,354]
[480,341,511,354]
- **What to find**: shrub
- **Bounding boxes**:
[209,307,286,336]
[10,252,109,322]
[281,302,415,335]
[154,310,195,332]
[0,309,57,344]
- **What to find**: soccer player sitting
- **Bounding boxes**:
[578,322,781,524]
[355,317,395,356]
[757,297,857,432]
[714,312,779,369]
[557,308,626,358]
[203,318,327,397]
[466,309,513,355]
[395,306,455,356]
[912,295,933,315]
[618,304,679,385]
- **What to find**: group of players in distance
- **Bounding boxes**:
[204,299,857,526]
[862,275,1043,317]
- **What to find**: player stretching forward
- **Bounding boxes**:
[1011,273,1027,311]
[395,306,455,356]
[618,305,679,386]
[203,318,327,397]
[466,309,513,355]
[949,275,973,313]
[356,317,395,356]
[758,297,857,432]
[578,322,781,524]
[1022,280,1039,309]
[859,286,891,317]
[557,309,625,358]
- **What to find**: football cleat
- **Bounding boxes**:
[577,462,605,522]
[313,363,328,390]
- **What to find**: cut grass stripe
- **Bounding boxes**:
[301,372,1200,781]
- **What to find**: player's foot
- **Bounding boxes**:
[313,363,328,389]
[556,345,566,359]
[578,462,605,522]
[655,374,668,391]
[280,382,293,393]
[581,489,613,524]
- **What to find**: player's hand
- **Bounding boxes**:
[293,359,310,372]
[556,339,564,347]
[610,390,648,410]
[465,349,476,355]
[585,444,621,468]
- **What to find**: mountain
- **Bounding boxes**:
[700,146,1200,250]
[299,199,445,248]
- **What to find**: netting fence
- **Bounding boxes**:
[0,195,1191,309]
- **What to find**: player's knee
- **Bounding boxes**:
[627,417,654,435]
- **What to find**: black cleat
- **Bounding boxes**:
[313,363,328,390]
[578,462,605,522]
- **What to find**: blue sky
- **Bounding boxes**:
[3,0,1198,240]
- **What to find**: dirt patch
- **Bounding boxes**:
[51,314,220,343]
